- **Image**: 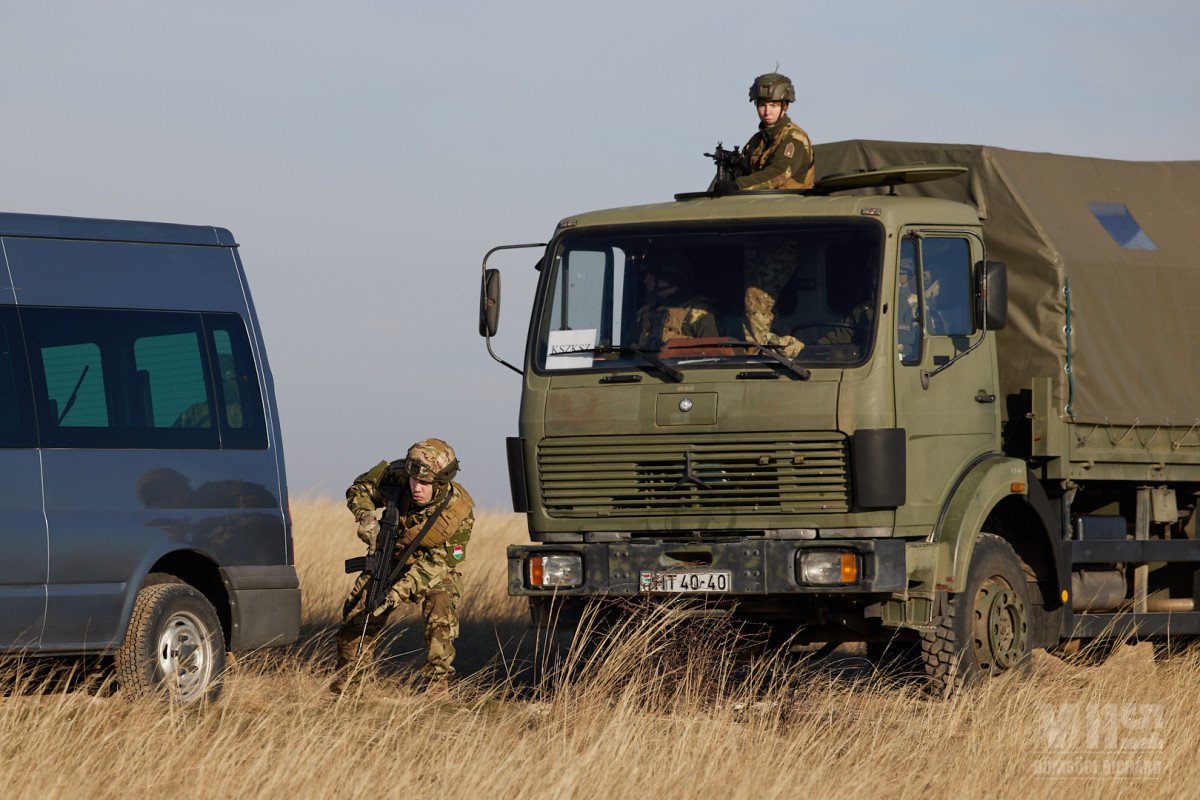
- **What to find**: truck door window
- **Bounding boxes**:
[920,237,974,337]
[898,238,921,364]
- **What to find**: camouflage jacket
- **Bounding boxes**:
[636,294,719,349]
[346,461,475,589]
[737,114,815,191]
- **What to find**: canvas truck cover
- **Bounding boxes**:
[815,140,1200,427]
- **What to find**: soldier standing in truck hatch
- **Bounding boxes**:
[331,438,474,694]
[713,72,815,195]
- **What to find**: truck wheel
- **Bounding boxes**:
[115,580,226,703]
[921,533,1032,696]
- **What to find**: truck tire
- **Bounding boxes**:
[920,533,1032,696]
[115,579,226,703]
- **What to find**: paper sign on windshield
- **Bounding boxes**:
[545,329,597,370]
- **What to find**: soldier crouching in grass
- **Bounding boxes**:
[331,438,474,695]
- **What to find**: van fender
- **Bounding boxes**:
[113,544,225,648]
[933,455,1030,592]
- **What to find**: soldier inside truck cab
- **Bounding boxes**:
[634,252,718,350]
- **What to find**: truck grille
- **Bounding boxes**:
[538,433,850,517]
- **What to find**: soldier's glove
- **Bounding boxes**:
[712,179,740,196]
[764,334,804,360]
[776,335,804,360]
[355,511,380,545]
[369,585,403,619]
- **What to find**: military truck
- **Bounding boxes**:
[479,141,1200,692]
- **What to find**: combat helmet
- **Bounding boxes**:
[749,72,796,104]
[404,438,459,484]
[642,251,692,283]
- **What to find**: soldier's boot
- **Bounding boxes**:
[330,620,377,695]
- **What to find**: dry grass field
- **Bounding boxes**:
[1,496,1196,799]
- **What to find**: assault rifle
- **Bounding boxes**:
[705,142,750,185]
[344,491,402,657]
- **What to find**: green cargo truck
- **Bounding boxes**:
[479,141,1200,692]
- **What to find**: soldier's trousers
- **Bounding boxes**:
[335,572,462,680]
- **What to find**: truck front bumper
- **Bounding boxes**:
[507,539,906,597]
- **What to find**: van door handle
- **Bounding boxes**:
[975,390,996,404]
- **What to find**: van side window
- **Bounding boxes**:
[0,308,36,448]
[204,314,267,450]
[136,332,210,429]
[23,308,219,450]
[41,342,108,426]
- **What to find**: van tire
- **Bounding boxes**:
[115,580,226,703]
[920,533,1032,697]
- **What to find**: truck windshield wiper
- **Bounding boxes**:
[589,345,685,383]
[663,339,811,381]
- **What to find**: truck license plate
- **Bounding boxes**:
[639,571,730,594]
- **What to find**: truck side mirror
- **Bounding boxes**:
[975,260,1007,331]
[479,268,501,337]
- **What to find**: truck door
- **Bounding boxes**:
[893,232,999,534]
[0,305,48,649]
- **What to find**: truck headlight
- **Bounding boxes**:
[797,550,860,586]
[528,554,583,588]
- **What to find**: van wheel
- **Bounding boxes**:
[115,580,226,703]
[920,533,1032,697]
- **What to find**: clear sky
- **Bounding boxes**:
[2,1,1196,507]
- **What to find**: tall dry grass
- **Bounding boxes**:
[0,496,1195,798]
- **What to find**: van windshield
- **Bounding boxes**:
[535,221,883,373]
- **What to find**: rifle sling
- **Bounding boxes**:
[379,486,455,594]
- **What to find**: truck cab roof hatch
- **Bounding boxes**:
[809,164,968,196]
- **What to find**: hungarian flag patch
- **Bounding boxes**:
[452,544,464,560]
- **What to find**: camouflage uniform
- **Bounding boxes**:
[736,114,815,191]
[334,445,474,688]
[636,294,718,349]
[742,237,805,358]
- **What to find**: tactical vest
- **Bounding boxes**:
[396,481,473,552]
[638,297,711,348]
[745,117,814,190]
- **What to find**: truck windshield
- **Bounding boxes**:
[535,222,883,373]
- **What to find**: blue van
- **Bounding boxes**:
[0,213,299,701]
